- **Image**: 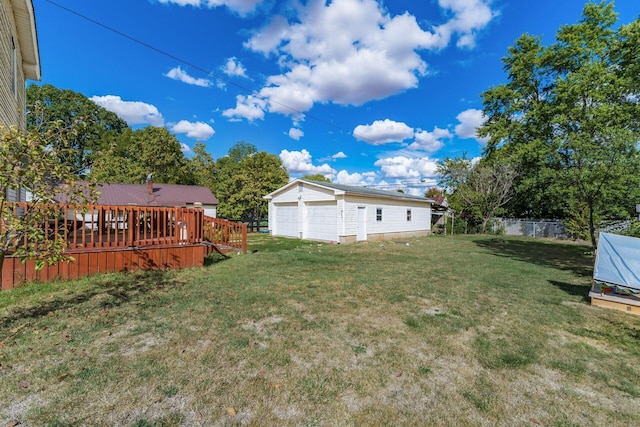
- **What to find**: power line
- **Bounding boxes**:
[42,0,385,146]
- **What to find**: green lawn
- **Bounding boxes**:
[2,235,640,426]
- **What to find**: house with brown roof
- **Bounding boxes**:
[1,0,41,202]
[55,180,219,218]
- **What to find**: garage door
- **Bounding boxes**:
[304,202,338,242]
[274,203,299,238]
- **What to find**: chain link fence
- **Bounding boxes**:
[492,218,568,238]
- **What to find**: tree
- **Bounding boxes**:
[0,124,95,285]
[26,84,129,175]
[479,2,640,247]
[230,152,289,221]
[212,142,289,220]
[437,157,517,232]
[301,174,330,182]
[188,142,217,189]
[90,127,193,184]
[425,188,444,199]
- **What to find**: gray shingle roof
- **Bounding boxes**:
[301,180,433,203]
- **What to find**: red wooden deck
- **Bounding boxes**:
[1,204,247,290]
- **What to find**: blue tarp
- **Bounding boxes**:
[594,233,640,290]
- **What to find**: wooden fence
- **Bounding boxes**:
[1,204,247,290]
[203,216,247,253]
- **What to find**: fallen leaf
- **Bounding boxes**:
[4,420,21,427]
[19,382,29,388]
[227,407,236,417]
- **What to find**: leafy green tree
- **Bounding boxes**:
[0,124,95,285]
[26,84,128,175]
[213,142,289,220]
[425,188,444,199]
[230,152,289,221]
[90,127,192,184]
[437,157,517,233]
[188,142,217,189]
[301,174,330,182]
[479,1,640,247]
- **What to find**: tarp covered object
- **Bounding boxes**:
[594,232,640,290]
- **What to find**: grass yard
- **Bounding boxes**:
[2,234,640,426]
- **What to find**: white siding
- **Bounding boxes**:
[0,0,28,130]
[342,196,431,238]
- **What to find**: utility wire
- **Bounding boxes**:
[42,0,395,148]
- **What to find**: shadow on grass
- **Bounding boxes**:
[548,280,591,302]
[474,238,594,278]
[204,250,231,266]
[0,270,178,330]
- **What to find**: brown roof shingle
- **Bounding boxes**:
[56,182,218,207]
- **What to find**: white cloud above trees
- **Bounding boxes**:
[170,120,215,140]
[91,95,165,127]
[374,156,439,179]
[409,127,452,152]
[455,108,488,143]
[279,149,335,175]
[334,170,376,186]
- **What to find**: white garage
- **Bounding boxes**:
[265,179,434,244]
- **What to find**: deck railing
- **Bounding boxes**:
[3,203,205,252]
[203,216,247,253]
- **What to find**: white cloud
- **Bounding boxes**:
[288,128,304,140]
[170,120,215,140]
[436,0,497,49]
[318,151,348,163]
[374,156,439,179]
[334,170,376,186]
[91,95,164,127]
[165,66,212,87]
[222,57,248,78]
[158,0,266,16]
[455,108,488,143]
[409,126,452,152]
[237,0,496,118]
[353,119,414,145]
[180,143,192,153]
[222,95,266,121]
[279,149,335,175]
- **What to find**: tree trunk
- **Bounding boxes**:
[588,200,597,249]
[481,217,490,234]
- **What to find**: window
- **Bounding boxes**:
[376,208,383,222]
[407,209,412,221]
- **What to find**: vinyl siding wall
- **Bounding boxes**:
[0,0,27,130]
[342,196,431,239]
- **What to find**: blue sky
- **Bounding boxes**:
[32,0,639,194]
